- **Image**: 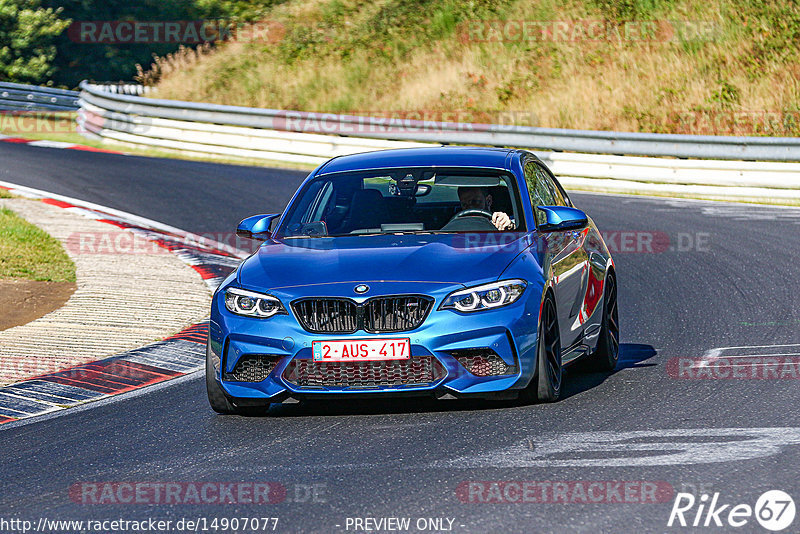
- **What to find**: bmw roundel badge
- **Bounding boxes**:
[354,284,369,294]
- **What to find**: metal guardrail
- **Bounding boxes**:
[0,82,79,112]
[78,81,800,162]
[89,83,151,96]
[76,81,800,201]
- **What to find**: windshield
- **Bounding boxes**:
[276,167,525,238]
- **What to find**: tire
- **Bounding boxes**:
[206,341,237,414]
[587,272,620,371]
[522,294,562,403]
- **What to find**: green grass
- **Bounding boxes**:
[0,189,13,199]
[0,207,76,282]
[0,112,84,144]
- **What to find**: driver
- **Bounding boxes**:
[457,187,514,230]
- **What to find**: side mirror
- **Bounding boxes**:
[236,213,280,240]
[536,206,588,232]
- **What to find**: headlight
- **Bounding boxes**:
[224,287,286,318]
[440,279,527,312]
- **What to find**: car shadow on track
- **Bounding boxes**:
[561,343,658,401]
[261,396,521,418]
[233,343,659,418]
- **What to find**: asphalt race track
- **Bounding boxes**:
[2,142,800,533]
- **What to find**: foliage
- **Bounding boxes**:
[0,0,70,83]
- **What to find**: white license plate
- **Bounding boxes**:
[311,338,411,362]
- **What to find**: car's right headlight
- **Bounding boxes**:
[224,287,286,318]
[440,279,527,312]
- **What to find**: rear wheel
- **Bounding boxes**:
[523,295,562,403]
[587,272,619,371]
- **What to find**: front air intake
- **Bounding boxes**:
[283,356,445,389]
[225,354,281,382]
[451,349,517,377]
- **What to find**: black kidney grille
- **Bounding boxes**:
[365,296,432,332]
[292,299,358,334]
[292,296,432,334]
[282,356,445,388]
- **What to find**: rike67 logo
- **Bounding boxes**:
[668,490,795,531]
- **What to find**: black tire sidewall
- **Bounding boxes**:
[205,341,236,414]
[594,273,619,370]
[536,296,562,402]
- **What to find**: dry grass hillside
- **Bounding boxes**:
[143,0,800,136]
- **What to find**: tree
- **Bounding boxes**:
[0,0,70,83]
[43,0,281,87]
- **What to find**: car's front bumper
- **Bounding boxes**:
[209,281,543,402]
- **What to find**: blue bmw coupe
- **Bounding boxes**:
[206,147,617,413]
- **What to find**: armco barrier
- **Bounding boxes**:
[76,81,800,201]
[0,82,79,112]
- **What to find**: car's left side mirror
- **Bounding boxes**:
[536,206,588,232]
[236,213,280,240]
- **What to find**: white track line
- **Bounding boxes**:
[704,353,800,359]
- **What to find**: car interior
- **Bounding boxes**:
[280,169,522,237]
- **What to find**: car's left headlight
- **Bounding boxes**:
[440,279,527,312]
[224,287,287,318]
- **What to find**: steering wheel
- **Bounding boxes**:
[440,208,497,232]
[452,209,493,220]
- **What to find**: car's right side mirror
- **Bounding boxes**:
[536,206,588,232]
[236,213,280,240]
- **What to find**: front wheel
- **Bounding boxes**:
[206,342,237,414]
[522,295,562,403]
[587,272,619,371]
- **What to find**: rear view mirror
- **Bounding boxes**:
[536,206,588,232]
[414,184,432,196]
[236,213,280,240]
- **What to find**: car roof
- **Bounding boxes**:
[315,146,521,175]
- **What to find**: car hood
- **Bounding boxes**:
[237,233,534,291]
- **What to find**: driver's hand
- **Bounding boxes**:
[492,212,513,230]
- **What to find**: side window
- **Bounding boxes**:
[304,180,334,222]
[536,163,569,207]
[524,161,555,226]
[552,179,572,207]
